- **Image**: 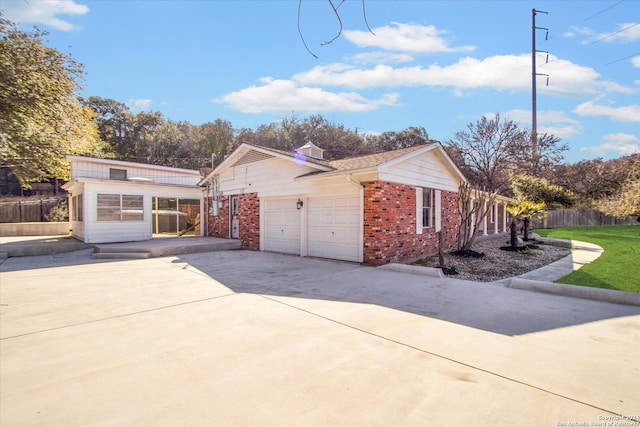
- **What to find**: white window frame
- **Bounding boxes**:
[97,193,144,221]
[423,188,434,228]
[417,187,441,234]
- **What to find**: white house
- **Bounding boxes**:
[63,156,203,243]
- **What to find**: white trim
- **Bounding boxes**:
[416,187,423,234]
[435,190,442,232]
[503,203,508,232]
[482,200,488,236]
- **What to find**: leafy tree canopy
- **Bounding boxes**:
[510,174,574,208]
[0,19,111,187]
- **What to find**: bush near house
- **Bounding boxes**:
[536,226,640,293]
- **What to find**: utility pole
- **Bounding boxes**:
[532,8,549,160]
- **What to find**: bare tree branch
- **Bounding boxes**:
[297,0,318,58]
[298,0,375,57]
[320,0,344,46]
[361,0,376,35]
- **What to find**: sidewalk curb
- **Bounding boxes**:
[507,278,640,307]
[378,263,444,278]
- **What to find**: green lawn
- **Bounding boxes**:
[535,225,640,293]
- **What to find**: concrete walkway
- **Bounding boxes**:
[0,235,241,259]
[1,249,638,426]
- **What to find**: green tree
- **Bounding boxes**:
[80,96,164,162]
[510,174,574,208]
[597,174,640,219]
[192,119,235,168]
[0,19,110,187]
[506,200,546,247]
[368,126,434,153]
[552,153,639,209]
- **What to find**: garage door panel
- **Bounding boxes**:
[307,195,361,262]
[263,199,300,255]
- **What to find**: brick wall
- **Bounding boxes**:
[205,195,230,238]
[238,193,260,250]
[362,181,459,266]
[205,193,260,250]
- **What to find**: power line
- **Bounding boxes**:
[587,22,640,46]
[597,51,640,69]
[579,0,625,23]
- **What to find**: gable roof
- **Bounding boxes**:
[199,142,466,185]
[328,145,429,171]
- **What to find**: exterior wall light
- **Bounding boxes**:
[297,199,304,210]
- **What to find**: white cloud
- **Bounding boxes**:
[344,22,475,53]
[574,99,640,122]
[350,51,415,65]
[214,78,399,114]
[501,109,582,139]
[580,134,640,157]
[292,54,631,96]
[1,0,89,31]
[632,56,640,68]
[127,99,153,112]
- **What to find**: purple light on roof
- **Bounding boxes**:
[294,151,306,165]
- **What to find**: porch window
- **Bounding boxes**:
[422,188,434,228]
[97,194,143,221]
[72,194,83,221]
[122,195,144,221]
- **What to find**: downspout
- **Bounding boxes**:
[347,174,364,263]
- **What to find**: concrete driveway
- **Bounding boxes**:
[1,249,639,426]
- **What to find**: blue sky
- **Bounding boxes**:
[2,0,639,163]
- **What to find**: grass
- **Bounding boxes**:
[535,225,640,293]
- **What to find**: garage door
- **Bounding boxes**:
[263,199,301,255]
[307,195,361,262]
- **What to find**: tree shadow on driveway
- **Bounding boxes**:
[175,250,640,336]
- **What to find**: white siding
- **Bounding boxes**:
[71,160,200,186]
[80,180,202,244]
[380,150,461,192]
[218,157,358,198]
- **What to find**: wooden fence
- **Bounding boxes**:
[0,197,68,223]
[533,209,639,229]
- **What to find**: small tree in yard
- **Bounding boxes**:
[506,200,546,248]
[457,181,497,252]
[597,178,640,221]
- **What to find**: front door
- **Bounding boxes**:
[230,195,239,239]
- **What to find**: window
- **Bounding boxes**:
[97,194,143,221]
[491,204,497,223]
[422,188,434,228]
[109,168,127,180]
[122,195,144,221]
[72,194,83,221]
